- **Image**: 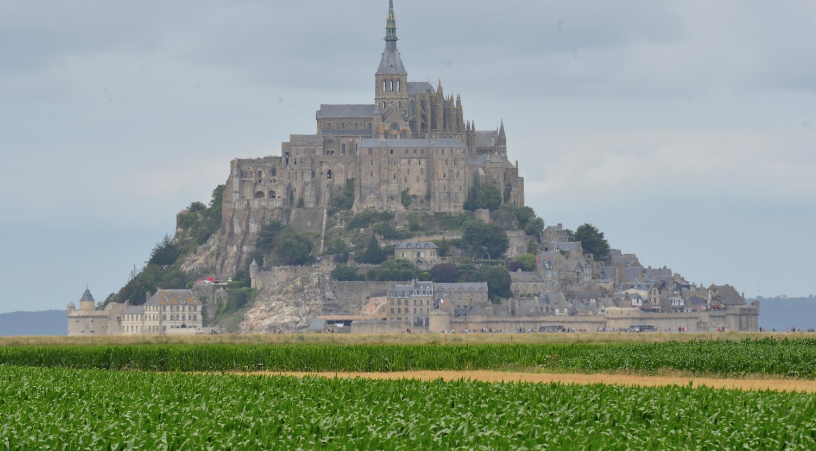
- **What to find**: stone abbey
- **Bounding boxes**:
[225,0,523,217]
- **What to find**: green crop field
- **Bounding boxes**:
[2,365,816,450]
[2,338,816,377]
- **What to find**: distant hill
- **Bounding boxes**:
[0,310,67,336]
[758,298,816,331]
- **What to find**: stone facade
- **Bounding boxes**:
[394,241,439,269]
[215,0,524,275]
[121,290,203,335]
[68,288,204,336]
[67,289,125,336]
[386,280,434,327]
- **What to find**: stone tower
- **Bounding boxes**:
[375,0,409,114]
[79,288,96,311]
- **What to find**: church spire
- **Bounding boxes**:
[376,0,406,75]
[385,0,398,42]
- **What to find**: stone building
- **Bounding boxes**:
[216,0,525,274]
[510,270,545,297]
[121,289,203,335]
[386,280,433,327]
[393,241,439,269]
[67,288,125,336]
[434,282,489,314]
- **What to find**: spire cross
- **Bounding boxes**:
[385,0,398,41]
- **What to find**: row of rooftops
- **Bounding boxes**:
[388,281,488,298]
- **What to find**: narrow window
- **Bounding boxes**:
[342,144,346,154]
[390,80,394,92]
[383,80,386,92]
[397,80,401,92]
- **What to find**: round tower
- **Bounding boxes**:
[79,288,96,311]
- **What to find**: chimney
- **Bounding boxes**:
[557,223,562,229]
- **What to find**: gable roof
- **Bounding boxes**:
[358,138,467,149]
[510,271,543,283]
[316,104,382,119]
[145,289,201,306]
[394,241,438,250]
[407,82,435,95]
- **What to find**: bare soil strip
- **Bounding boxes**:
[244,370,816,393]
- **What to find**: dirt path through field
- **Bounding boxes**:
[245,370,816,393]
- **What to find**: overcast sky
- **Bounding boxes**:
[1,0,815,313]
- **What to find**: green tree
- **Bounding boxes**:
[524,217,545,237]
[462,220,509,259]
[356,235,386,264]
[463,179,502,211]
[372,260,417,281]
[271,228,315,265]
[527,239,539,255]
[483,266,512,302]
[508,253,537,272]
[188,201,206,213]
[515,206,536,228]
[430,263,459,283]
[573,223,611,259]
[149,235,180,266]
[255,221,285,253]
[565,229,576,242]
[331,264,363,281]
[401,188,412,209]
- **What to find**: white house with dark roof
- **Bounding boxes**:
[394,241,439,269]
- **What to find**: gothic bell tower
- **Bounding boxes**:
[375,0,409,115]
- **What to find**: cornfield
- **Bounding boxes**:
[2,365,815,450]
[1,338,815,377]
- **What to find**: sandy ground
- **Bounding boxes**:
[244,370,816,393]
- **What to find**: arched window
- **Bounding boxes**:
[257,170,263,179]
[390,80,394,92]
[254,191,265,199]
[270,168,277,177]
[269,191,276,198]
[383,80,386,92]
[397,80,401,92]
[327,170,332,180]
[398,101,401,108]
[342,144,346,154]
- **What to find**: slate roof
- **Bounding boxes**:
[689,295,708,306]
[434,282,488,292]
[79,289,95,303]
[122,305,144,315]
[510,271,543,283]
[316,104,382,119]
[475,130,498,147]
[290,135,322,146]
[552,242,579,252]
[542,290,568,308]
[709,284,744,305]
[321,130,373,137]
[145,289,201,306]
[377,41,407,75]
[388,282,434,298]
[394,241,438,250]
[407,82,435,94]
[309,319,327,331]
[468,154,509,165]
[358,138,467,149]
[624,267,643,280]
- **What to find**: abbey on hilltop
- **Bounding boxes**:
[223,0,522,218]
[73,0,758,336]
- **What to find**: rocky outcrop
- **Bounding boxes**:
[240,271,331,333]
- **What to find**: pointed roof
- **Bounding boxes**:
[498,120,506,143]
[79,288,95,303]
[377,0,407,75]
